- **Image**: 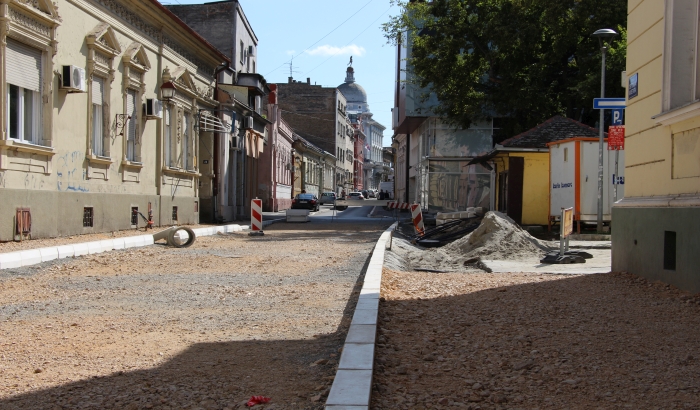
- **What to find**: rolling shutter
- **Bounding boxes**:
[7,39,42,92]
[164,106,171,166]
[92,77,104,105]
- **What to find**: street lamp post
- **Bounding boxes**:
[591,28,618,233]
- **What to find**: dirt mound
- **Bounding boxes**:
[442,211,552,261]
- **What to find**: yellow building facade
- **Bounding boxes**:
[614,0,700,291]
[493,152,550,226]
[0,0,227,241]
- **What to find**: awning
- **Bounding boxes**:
[199,112,230,133]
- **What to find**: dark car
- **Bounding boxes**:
[292,193,319,211]
[319,192,337,205]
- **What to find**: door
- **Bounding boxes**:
[507,156,524,224]
[498,171,508,212]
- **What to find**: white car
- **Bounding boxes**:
[347,192,365,200]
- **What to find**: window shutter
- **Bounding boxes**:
[164,106,171,166]
[92,77,104,105]
[7,39,42,92]
[127,89,136,140]
[183,113,190,168]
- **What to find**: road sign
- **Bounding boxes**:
[593,98,626,109]
[608,125,625,150]
[612,109,624,125]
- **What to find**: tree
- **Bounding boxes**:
[383,0,628,139]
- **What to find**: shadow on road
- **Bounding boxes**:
[0,227,382,410]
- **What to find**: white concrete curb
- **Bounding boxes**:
[326,222,397,410]
[0,224,251,271]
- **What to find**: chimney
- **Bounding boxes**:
[288,77,292,83]
[268,83,277,104]
[307,77,311,85]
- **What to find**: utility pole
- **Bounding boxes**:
[592,28,618,233]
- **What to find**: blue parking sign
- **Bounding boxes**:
[612,109,624,125]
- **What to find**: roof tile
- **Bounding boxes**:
[500,116,605,149]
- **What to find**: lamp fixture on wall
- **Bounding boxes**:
[115,114,131,137]
[160,80,177,101]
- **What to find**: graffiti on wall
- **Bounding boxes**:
[56,151,89,192]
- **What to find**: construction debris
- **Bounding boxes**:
[152,226,196,248]
[441,212,552,261]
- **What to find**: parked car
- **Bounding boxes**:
[347,192,365,200]
[319,192,337,205]
[291,193,320,211]
[366,189,376,198]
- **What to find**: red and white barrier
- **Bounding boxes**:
[251,198,263,232]
[410,203,425,236]
[386,201,411,210]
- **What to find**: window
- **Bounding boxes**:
[83,207,94,227]
[172,206,178,223]
[253,61,256,74]
[663,0,700,111]
[183,112,192,169]
[564,147,568,162]
[6,39,42,144]
[92,77,106,156]
[164,105,173,166]
[126,89,138,161]
[240,40,245,63]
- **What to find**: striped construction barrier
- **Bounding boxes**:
[410,203,425,235]
[251,198,263,233]
[386,201,411,210]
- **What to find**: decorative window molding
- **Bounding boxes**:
[85,23,120,170]
[0,1,60,171]
[119,42,149,170]
[91,0,214,74]
[122,41,150,93]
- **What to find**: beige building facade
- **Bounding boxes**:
[614,0,700,291]
[0,0,228,241]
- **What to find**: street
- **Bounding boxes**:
[0,219,391,409]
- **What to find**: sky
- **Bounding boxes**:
[161,0,401,146]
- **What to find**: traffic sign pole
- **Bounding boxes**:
[597,50,606,234]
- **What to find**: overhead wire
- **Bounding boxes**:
[304,6,392,76]
[264,0,376,77]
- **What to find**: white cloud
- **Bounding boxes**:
[285,50,296,55]
[305,44,366,57]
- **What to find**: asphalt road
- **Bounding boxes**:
[264,200,401,224]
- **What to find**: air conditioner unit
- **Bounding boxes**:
[229,135,239,150]
[245,116,254,130]
[144,99,162,119]
[61,65,87,92]
[248,45,255,57]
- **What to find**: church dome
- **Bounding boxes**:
[338,67,368,110]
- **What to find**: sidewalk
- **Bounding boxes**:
[0,223,259,270]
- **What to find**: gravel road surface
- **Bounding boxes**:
[372,266,700,409]
[0,220,390,409]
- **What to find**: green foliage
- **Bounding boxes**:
[383,0,628,139]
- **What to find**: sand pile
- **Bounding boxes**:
[441,211,553,261]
